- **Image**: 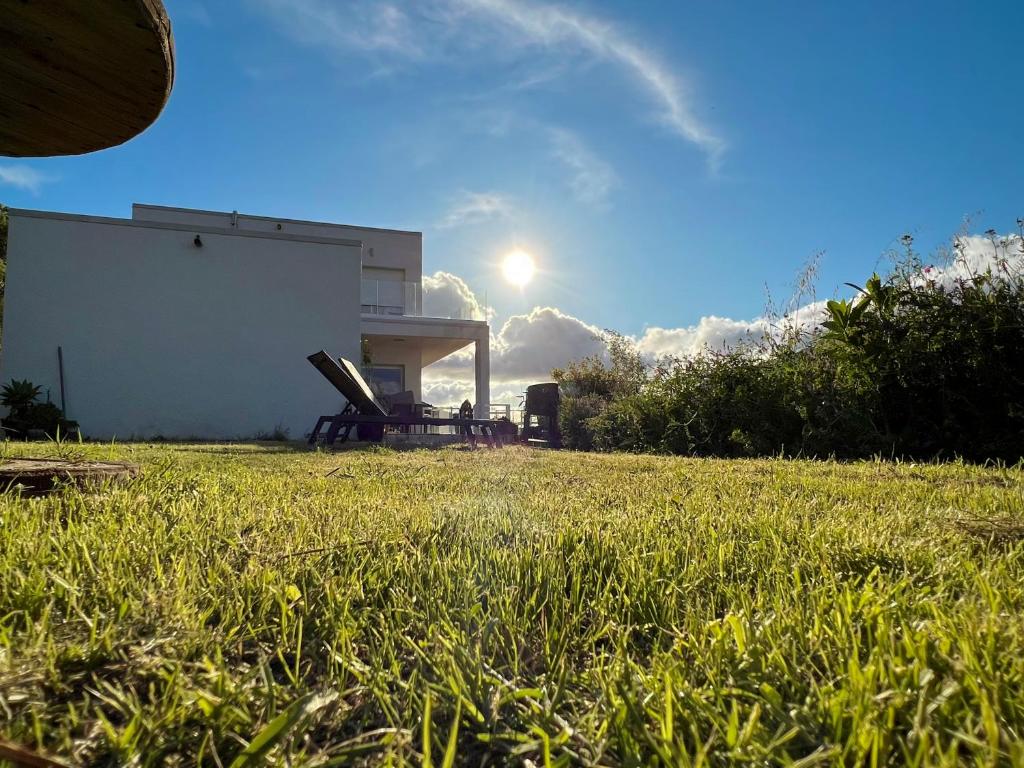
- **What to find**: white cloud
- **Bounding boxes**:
[420,279,826,404]
[631,234,1024,362]
[421,234,1024,405]
[423,378,531,407]
[420,300,827,404]
[920,233,1024,290]
[436,191,514,229]
[0,164,54,195]
[493,306,606,379]
[422,271,491,320]
[636,301,830,360]
[636,317,767,360]
[424,306,604,376]
[548,128,616,206]
[255,0,723,161]
[423,305,606,404]
[421,379,474,405]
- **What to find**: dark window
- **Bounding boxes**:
[365,365,405,396]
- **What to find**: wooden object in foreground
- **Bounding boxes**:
[0,0,175,157]
[0,458,139,496]
[0,737,71,768]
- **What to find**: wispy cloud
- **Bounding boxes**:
[180,1,213,27]
[257,0,425,59]
[0,164,55,195]
[455,0,724,163]
[548,127,616,206]
[436,191,514,229]
[464,113,617,206]
[255,0,724,163]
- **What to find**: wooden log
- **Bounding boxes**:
[0,458,139,496]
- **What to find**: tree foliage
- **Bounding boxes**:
[0,204,6,321]
[0,204,7,338]
[551,331,645,449]
[0,203,7,259]
[565,226,1024,462]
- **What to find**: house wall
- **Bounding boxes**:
[1,211,362,439]
[362,267,406,282]
[132,204,423,281]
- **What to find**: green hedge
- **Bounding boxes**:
[559,234,1024,462]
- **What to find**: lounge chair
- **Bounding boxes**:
[306,351,512,447]
[306,351,387,443]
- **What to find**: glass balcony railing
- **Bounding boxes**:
[360,279,486,320]
[361,279,422,317]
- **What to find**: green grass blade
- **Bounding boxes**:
[442,699,462,768]
[229,690,336,768]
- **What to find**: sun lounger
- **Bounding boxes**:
[307,350,387,417]
[306,350,512,447]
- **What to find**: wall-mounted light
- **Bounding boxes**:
[193,234,203,248]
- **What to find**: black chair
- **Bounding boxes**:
[307,351,387,443]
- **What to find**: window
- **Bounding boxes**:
[365,365,405,397]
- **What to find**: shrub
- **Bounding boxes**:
[557,393,605,451]
[24,402,66,432]
[256,424,291,442]
[0,378,78,438]
[1,378,42,418]
[591,350,805,457]
[552,331,646,450]
[818,261,1024,461]
[563,226,1024,462]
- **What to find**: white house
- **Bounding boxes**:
[0,204,490,440]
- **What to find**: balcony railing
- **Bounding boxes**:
[360,279,486,320]
[402,404,517,435]
[361,279,422,316]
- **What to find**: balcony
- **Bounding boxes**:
[361,278,421,317]
[360,279,485,320]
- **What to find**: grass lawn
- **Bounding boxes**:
[1,443,1022,766]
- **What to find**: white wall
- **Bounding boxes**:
[1,211,362,440]
[133,204,423,281]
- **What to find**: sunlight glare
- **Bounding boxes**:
[502,250,536,287]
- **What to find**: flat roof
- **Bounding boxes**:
[8,208,363,248]
[133,203,423,238]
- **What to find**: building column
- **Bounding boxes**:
[474,332,490,419]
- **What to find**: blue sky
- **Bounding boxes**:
[2,0,1022,389]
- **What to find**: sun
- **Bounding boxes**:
[501,250,536,287]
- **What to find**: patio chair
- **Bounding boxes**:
[307,350,509,447]
[307,351,388,443]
